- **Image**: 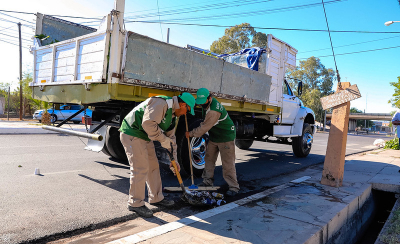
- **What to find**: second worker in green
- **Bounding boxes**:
[186,88,240,196]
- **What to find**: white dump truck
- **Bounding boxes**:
[30,2,315,176]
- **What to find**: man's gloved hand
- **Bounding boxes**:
[160,137,173,151]
[185,131,190,139]
[169,161,180,176]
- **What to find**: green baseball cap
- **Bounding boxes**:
[178,92,195,116]
[195,88,210,105]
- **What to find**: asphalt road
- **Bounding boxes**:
[0,132,389,243]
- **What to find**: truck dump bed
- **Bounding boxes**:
[122,32,271,104]
[30,13,296,114]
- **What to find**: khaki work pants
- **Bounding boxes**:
[120,133,164,207]
[202,140,240,192]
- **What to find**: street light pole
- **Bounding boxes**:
[384,21,400,26]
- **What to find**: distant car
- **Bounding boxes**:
[33,105,92,124]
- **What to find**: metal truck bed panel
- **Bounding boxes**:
[123,31,272,103]
[32,32,109,85]
[220,61,270,102]
[36,14,96,46]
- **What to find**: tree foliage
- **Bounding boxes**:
[350,107,363,113]
[388,76,400,109]
[210,23,268,54]
[0,72,46,117]
[286,57,335,122]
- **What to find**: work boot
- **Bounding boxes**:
[128,205,153,218]
[152,198,175,208]
[226,190,238,197]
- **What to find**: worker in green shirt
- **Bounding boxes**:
[120,93,196,218]
[186,88,240,197]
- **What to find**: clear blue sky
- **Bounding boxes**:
[1,0,399,113]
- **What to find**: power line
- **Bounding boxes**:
[0,9,102,20]
[134,0,345,23]
[0,25,32,36]
[0,18,33,28]
[0,32,31,42]
[299,45,400,59]
[0,24,14,32]
[321,0,340,85]
[0,12,34,24]
[156,0,164,41]
[299,35,400,53]
[125,0,275,20]
[126,20,400,34]
[0,38,29,49]
[124,0,229,14]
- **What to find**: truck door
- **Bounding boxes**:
[282,80,300,124]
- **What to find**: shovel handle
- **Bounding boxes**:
[171,160,184,187]
[185,114,195,185]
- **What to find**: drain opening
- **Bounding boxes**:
[356,190,397,244]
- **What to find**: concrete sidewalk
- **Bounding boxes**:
[105,149,400,244]
[0,120,88,134]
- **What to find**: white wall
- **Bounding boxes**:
[0,97,5,114]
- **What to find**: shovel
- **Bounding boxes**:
[165,143,205,206]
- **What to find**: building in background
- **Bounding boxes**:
[0,97,5,114]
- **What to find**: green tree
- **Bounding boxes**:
[210,23,268,54]
[350,107,363,113]
[388,76,400,108]
[286,56,335,122]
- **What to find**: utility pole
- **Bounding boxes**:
[167,28,170,43]
[18,22,23,120]
[7,86,10,121]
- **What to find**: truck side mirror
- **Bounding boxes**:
[298,81,303,96]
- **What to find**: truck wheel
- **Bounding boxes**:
[292,123,313,158]
[101,128,112,157]
[235,139,254,150]
[176,118,208,178]
[105,126,128,162]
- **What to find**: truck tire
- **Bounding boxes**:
[176,117,208,178]
[101,129,112,157]
[292,123,313,158]
[105,126,128,162]
[235,139,254,150]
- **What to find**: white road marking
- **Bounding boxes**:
[25,170,84,176]
[108,177,310,244]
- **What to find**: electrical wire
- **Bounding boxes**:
[0,18,33,28]
[0,25,14,32]
[156,0,164,41]
[126,20,400,34]
[298,45,400,59]
[0,38,29,49]
[124,0,238,14]
[0,9,102,20]
[0,32,31,42]
[321,0,340,85]
[132,0,345,23]
[299,35,400,53]
[125,0,275,20]
[0,12,35,24]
